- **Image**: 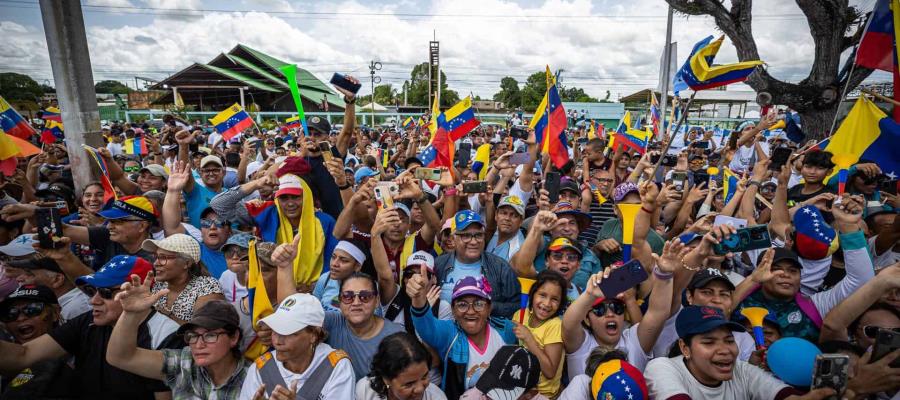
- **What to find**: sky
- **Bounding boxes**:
[0,0,891,102]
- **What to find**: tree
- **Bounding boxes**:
[373,84,398,105]
[493,76,522,108]
[520,71,549,110]
[95,80,131,94]
[0,73,43,102]
[404,62,460,107]
[666,0,870,138]
[559,87,599,103]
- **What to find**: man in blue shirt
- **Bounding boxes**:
[175,129,225,229]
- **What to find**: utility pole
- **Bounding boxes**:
[39,0,103,194]
[657,5,674,139]
[368,60,381,127]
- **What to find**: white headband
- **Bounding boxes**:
[335,241,366,265]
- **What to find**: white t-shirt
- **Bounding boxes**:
[645,356,790,400]
[509,179,533,205]
[238,343,355,400]
[465,325,507,389]
[218,270,247,303]
[869,236,900,271]
[557,374,591,400]
[207,131,222,146]
[106,142,123,156]
[355,377,447,400]
[57,287,91,323]
[728,144,756,172]
[566,325,649,381]
[652,309,756,361]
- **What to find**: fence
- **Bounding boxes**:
[121,110,514,126]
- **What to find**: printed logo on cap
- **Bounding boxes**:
[701,306,720,319]
[311,116,320,123]
[281,298,297,309]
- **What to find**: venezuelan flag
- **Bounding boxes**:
[0,96,35,140]
[529,66,569,169]
[518,277,535,323]
[472,143,491,180]
[82,145,118,204]
[380,148,390,168]
[41,107,62,123]
[285,116,301,130]
[402,116,414,129]
[673,35,763,94]
[611,112,651,154]
[441,96,480,141]
[123,137,148,155]
[650,95,661,137]
[428,94,440,140]
[722,168,739,204]
[855,0,897,72]
[210,103,253,141]
[40,120,64,144]
[824,96,900,181]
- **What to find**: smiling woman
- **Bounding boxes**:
[142,233,225,322]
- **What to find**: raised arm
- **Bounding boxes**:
[636,239,685,354]
[371,211,401,305]
[0,334,67,376]
[516,132,540,193]
[510,211,558,278]
[332,180,375,239]
[562,270,607,353]
[106,273,168,381]
[821,264,900,343]
[95,147,140,195]
[333,79,359,158]
[162,161,190,236]
[33,237,94,281]
[174,129,197,193]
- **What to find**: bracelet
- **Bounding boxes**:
[680,256,703,271]
[337,182,352,190]
[748,180,761,187]
[445,188,458,197]
[653,266,674,280]
[641,206,653,214]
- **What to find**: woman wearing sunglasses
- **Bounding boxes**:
[107,273,249,400]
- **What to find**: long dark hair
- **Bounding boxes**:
[367,332,432,398]
[528,270,568,317]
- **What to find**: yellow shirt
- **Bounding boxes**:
[518,311,565,398]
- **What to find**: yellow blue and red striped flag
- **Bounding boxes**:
[0,95,35,140]
[673,35,763,95]
[472,143,491,180]
[210,103,253,141]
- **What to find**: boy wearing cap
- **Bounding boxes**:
[0,256,182,400]
[644,305,831,400]
[485,195,526,260]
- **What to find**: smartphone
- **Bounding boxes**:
[661,154,678,167]
[509,152,531,166]
[376,182,400,198]
[35,207,64,249]
[872,328,900,368]
[373,185,394,212]
[769,147,792,171]
[650,153,661,164]
[462,180,488,194]
[693,141,710,149]
[510,125,529,140]
[671,171,688,192]
[693,172,710,186]
[713,215,748,229]
[329,73,361,94]
[576,137,588,145]
[811,354,850,399]
[597,259,649,299]
[318,142,332,161]
[456,142,472,168]
[414,168,442,181]
[545,172,561,204]
[713,225,771,255]
[881,179,898,196]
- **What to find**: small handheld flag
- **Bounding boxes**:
[82,145,118,204]
[209,104,253,141]
[41,107,62,123]
[285,116,301,130]
[0,95,36,140]
[518,277,535,323]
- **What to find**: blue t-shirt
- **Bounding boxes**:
[440,259,483,303]
[183,183,222,229]
[323,311,404,379]
[199,244,226,279]
[313,271,342,313]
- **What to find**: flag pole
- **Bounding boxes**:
[650,91,696,176]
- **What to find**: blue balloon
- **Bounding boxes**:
[766,337,821,386]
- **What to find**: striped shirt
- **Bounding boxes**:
[579,199,616,247]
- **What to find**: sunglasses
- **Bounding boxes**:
[550,252,580,262]
[339,290,377,304]
[79,284,118,300]
[402,267,433,280]
[124,166,140,173]
[224,248,249,260]
[200,218,227,228]
[591,301,625,317]
[862,325,900,339]
[1,302,45,322]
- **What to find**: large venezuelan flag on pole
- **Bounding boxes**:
[441,96,480,141]
[209,103,253,141]
[529,66,569,169]
[822,96,900,181]
[419,97,480,169]
[855,0,900,121]
[0,96,35,140]
[672,35,763,95]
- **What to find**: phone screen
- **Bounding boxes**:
[768,147,792,171]
[545,172,561,204]
[598,259,649,299]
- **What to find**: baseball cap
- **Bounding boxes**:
[552,202,591,232]
[472,346,540,400]
[200,155,223,168]
[75,255,154,288]
[675,305,745,339]
[34,184,75,206]
[222,232,254,252]
[307,115,331,136]
[687,268,735,291]
[98,195,159,221]
[404,250,435,273]
[275,174,304,198]
[613,182,640,203]
[761,247,803,270]
[591,359,649,400]
[139,164,169,178]
[176,300,240,336]
[678,232,702,246]
[441,219,453,233]
[0,234,37,257]
[258,293,325,335]
[452,276,492,301]
[452,210,485,232]
[354,167,380,184]
[559,177,580,194]
[497,195,525,217]
[1,284,58,306]
[142,233,201,264]
[8,257,63,274]
[547,237,583,256]
[393,202,411,217]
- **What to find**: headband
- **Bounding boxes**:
[335,241,366,265]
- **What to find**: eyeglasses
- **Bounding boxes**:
[183,330,226,345]
[79,284,118,300]
[154,253,183,266]
[0,302,45,322]
[550,252,580,262]
[454,232,485,242]
[591,301,625,316]
[200,218,227,229]
[224,248,249,261]
[453,299,488,313]
[339,290,377,304]
[862,325,900,339]
[592,178,614,184]
[200,168,222,175]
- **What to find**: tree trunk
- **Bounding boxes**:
[797,106,838,142]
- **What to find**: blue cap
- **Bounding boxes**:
[675,305,746,339]
[354,167,380,184]
[222,232,254,251]
[75,255,154,289]
[394,202,411,217]
[452,210,484,232]
[678,232,702,245]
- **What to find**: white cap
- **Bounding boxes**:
[0,234,37,257]
[259,293,324,335]
[405,250,435,273]
[142,233,202,264]
[200,155,223,168]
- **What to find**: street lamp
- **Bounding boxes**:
[369,60,381,127]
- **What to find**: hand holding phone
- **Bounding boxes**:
[811,354,850,399]
[713,225,771,255]
[509,153,531,166]
[462,181,488,193]
[414,168,442,181]
[597,259,649,299]
[769,147,792,171]
[35,207,65,249]
[330,73,362,94]
[545,172,561,204]
[373,185,394,212]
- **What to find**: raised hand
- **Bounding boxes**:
[532,210,558,233]
[750,248,782,284]
[593,238,622,254]
[638,180,659,206]
[654,238,690,274]
[174,130,196,146]
[372,209,401,236]
[32,235,74,260]
[324,157,348,187]
[831,194,864,229]
[405,266,428,308]
[167,160,192,192]
[332,75,360,99]
[271,234,301,270]
[687,181,709,203]
[115,272,168,314]
[802,192,836,212]
[394,174,424,200]
[586,270,609,299]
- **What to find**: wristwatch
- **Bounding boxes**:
[344,95,356,105]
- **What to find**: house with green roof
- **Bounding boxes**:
[150,44,344,112]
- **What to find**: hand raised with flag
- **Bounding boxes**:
[832,194,864,232]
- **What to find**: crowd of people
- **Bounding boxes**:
[0,74,899,400]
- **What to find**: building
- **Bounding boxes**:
[619,88,759,128]
[149,44,344,112]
